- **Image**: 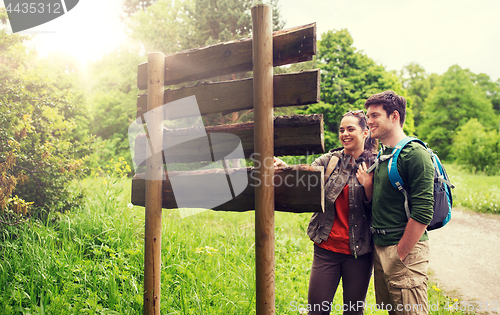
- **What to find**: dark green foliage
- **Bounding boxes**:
[300,29,413,150]
[183,0,253,47]
[417,65,498,160]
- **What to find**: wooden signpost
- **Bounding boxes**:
[132,5,323,314]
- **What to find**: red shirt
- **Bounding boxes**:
[318,184,351,255]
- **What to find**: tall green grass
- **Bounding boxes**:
[0,175,477,314]
[445,163,500,214]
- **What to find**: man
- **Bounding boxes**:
[365,90,434,315]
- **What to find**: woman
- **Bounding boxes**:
[275,110,377,315]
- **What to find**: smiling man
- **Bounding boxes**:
[364,91,434,315]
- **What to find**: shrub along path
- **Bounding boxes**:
[428,207,500,314]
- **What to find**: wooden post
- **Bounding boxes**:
[143,52,165,315]
[252,5,275,315]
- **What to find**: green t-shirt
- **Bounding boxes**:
[372,141,434,246]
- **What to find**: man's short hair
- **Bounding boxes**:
[364,90,407,127]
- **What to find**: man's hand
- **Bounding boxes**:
[397,218,428,261]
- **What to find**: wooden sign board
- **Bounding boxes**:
[137,12,321,314]
[136,70,320,119]
[131,165,324,213]
[136,23,316,90]
[134,114,324,165]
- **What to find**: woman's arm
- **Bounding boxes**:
[356,162,373,201]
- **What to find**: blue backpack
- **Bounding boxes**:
[367,137,455,232]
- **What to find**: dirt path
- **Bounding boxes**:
[428,208,500,314]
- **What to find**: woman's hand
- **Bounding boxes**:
[356,162,373,200]
[273,157,288,168]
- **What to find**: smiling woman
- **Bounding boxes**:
[339,112,369,158]
[273,109,377,315]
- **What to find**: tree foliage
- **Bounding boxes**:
[83,46,146,170]
[401,62,432,128]
[471,72,500,116]
[417,65,498,160]
[301,29,413,150]
[0,31,93,220]
[126,0,285,54]
[452,118,500,175]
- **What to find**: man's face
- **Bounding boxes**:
[366,104,394,142]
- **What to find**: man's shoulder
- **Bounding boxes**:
[400,141,431,160]
[398,140,434,176]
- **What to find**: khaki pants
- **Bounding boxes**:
[373,241,429,315]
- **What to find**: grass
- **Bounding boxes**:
[0,172,480,314]
[445,163,500,214]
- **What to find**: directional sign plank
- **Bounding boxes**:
[136,70,320,119]
[136,23,316,90]
[134,114,324,165]
[131,165,324,213]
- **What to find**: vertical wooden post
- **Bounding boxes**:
[252,5,275,315]
[143,52,165,315]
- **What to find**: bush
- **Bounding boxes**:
[0,31,93,221]
[452,118,500,175]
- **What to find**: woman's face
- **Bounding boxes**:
[339,115,368,152]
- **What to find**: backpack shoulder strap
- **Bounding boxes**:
[324,155,339,184]
[387,137,428,220]
[387,137,427,190]
[366,145,395,174]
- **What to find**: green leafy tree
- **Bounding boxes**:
[494,79,500,115]
[452,118,500,175]
[471,72,500,116]
[35,51,92,143]
[301,29,413,150]
[184,0,284,47]
[183,0,252,48]
[0,30,93,220]
[126,0,284,54]
[418,65,498,160]
[400,62,431,128]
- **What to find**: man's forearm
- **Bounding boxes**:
[397,218,428,261]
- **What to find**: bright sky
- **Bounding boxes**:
[281,0,500,81]
[0,0,127,64]
[1,0,499,81]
